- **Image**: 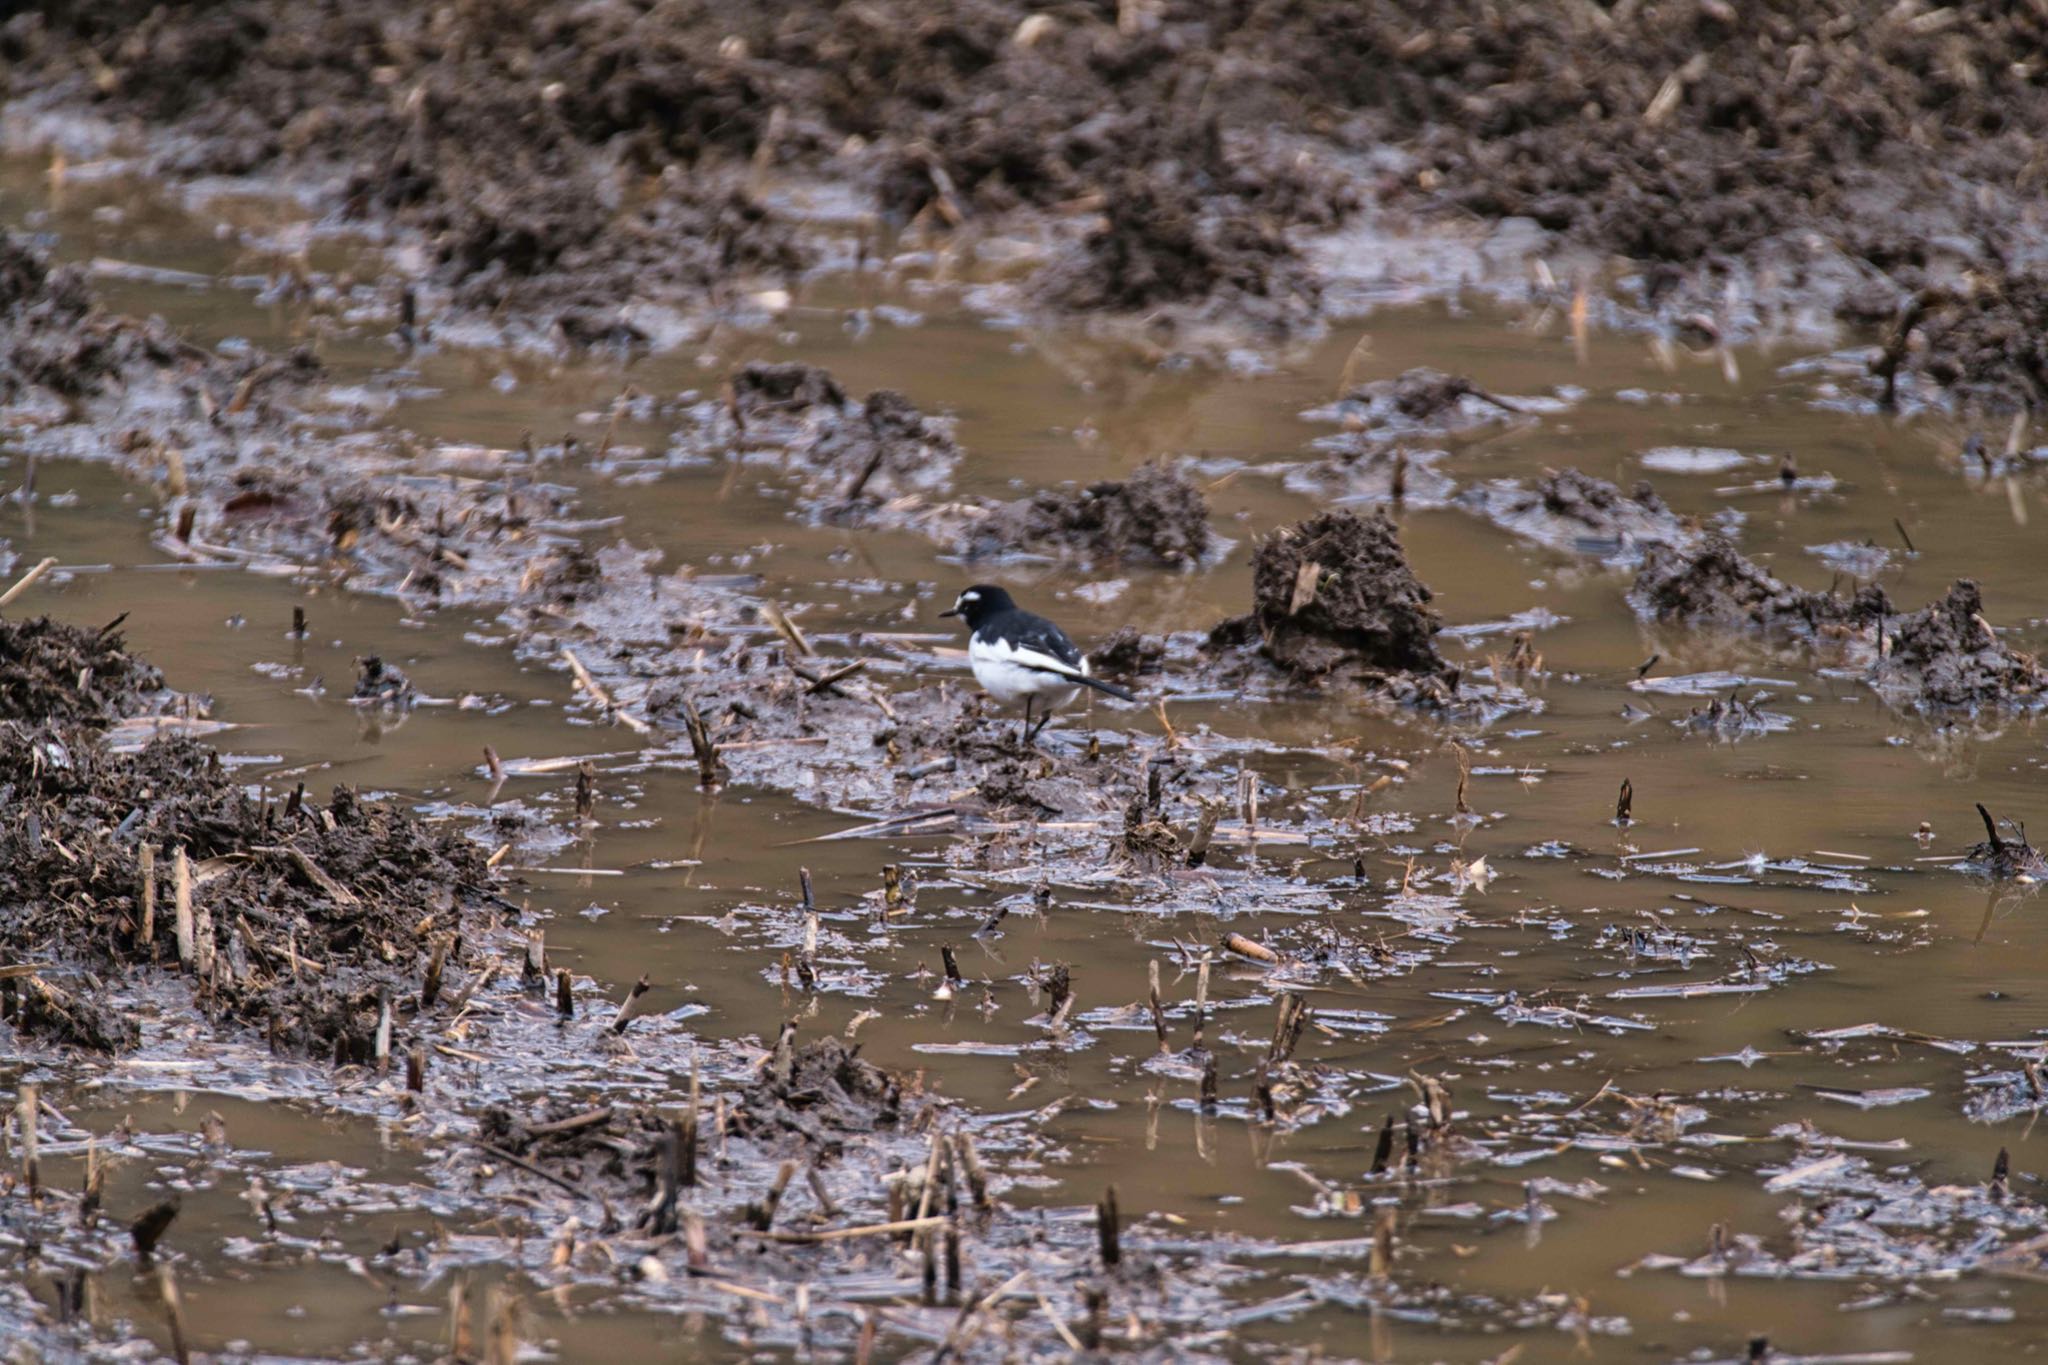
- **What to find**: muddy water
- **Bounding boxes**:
[11,167,2048,1361]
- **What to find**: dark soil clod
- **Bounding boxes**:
[963,460,1212,566]
[1630,536,1887,636]
[1209,509,1444,683]
[1880,580,2048,712]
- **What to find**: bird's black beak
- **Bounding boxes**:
[938,606,960,618]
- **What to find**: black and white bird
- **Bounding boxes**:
[941,584,1135,742]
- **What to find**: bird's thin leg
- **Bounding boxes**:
[1026,705,1053,743]
[1018,696,1033,747]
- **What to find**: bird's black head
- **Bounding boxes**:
[940,584,1016,629]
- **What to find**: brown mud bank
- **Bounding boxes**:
[9,1,2048,404]
[1632,536,2048,715]
[0,610,495,1056]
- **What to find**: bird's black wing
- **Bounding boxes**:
[1002,611,1085,672]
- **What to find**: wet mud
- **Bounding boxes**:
[9,39,2048,1357]
[12,0,2048,386]
[0,620,493,1056]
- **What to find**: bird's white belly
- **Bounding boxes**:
[969,638,1085,709]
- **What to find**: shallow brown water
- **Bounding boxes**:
[9,162,2048,1362]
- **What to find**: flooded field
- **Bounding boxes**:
[6,146,2048,1365]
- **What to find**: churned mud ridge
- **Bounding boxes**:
[1631,535,1888,637]
[718,361,1215,564]
[0,635,496,1055]
[1355,2,2048,335]
[1456,468,1707,566]
[16,2,2048,359]
[1631,537,2048,714]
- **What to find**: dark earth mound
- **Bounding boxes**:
[1458,468,1699,564]
[1210,508,1443,682]
[1630,536,1888,634]
[729,360,959,517]
[12,1,2047,362]
[1880,579,2048,712]
[0,628,499,1055]
[0,614,166,726]
[963,460,1211,565]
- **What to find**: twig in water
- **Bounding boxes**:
[1096,1186,1121,1269]
[611,974,654,1034]
[0,557,58,611]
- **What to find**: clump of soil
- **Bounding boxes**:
[1630,537,1887,634]
[0,615,165,726]
[1037,167,1328,321]
[1459,469,1699,564]
[1090,626,1167,683]
[1880,579,2048,711]
[0,635,496,1054]
[731,1035,903,1144]
[962,460,1212,565]
[0,231,187,404]
[1888,273,2048,413]
[729,362,959,517]
[1209,509,1444,681]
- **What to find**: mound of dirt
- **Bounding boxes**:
[1210,509,1444,681]
[0,634,497,1054]
[0,615,166,726]
[729,362,959,518]
[1458,469,1699,564]
[962,461,1212,565]
[732,1034,903,1144]
[1887,273,2048,413]
[0,231,188,405]
[1880,579,2048,711]
[1630,537,1888,633]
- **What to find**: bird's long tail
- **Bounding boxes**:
[1074,673,1137,703]
[1018,659,1138,703]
